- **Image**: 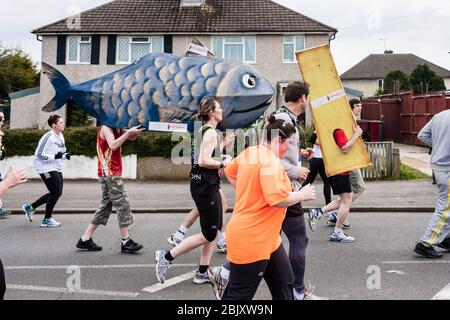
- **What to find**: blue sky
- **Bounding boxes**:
[1,0,449,74]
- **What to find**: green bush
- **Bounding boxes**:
[3,127,181,158]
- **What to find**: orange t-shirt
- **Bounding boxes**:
[224,145,292,265]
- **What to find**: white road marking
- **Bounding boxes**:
[382,261,450,265]
[386,270,406,275]
[6,284,139,298]
[142,270,197,293]
[5,263,197,270]
[432,283,450,300]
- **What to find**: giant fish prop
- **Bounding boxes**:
[41,51,274,131]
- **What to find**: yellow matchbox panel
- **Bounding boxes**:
[296,45,371,176]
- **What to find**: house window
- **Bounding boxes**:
[283,36,305,63]
[211,36,256,63]
[378,79,384,89]
[67,36,91,64]
[116,36,164,64]
[180,0,205,6]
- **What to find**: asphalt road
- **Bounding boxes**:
[0,212,449,300]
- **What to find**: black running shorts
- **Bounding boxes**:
[328,174,352,195]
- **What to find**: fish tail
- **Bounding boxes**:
[41,62,72,112]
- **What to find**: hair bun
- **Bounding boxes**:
[267,115,276,124]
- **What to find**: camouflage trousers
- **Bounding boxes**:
[91,176,134,228]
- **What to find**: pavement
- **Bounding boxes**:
[1,179,438,214]
[395,143,432,176]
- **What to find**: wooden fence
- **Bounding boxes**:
[361,141,397,180]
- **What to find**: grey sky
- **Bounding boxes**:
[1,0,449,75]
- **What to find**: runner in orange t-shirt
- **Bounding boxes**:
[221,116,316,300]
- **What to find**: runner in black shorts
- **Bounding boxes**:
[155,97,232,284]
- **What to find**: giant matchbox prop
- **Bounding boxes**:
[296,44,371,176]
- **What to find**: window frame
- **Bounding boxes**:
[66,35,92,65]
[211,36,256,64]
[116,35,164,65]
[282,35,305,64]
[378,79,384,89]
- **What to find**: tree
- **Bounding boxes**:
[410,64,446,94]
[0,47,40,103]
[383,70,412,94]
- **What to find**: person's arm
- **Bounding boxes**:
[102,125,144,151]
[418,120,432,147]
[274,184,316,208]
[224,156,239,187]
[198,129,232,169]
[338,127,363,154]
[36,134,58,161]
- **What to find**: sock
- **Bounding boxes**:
[198,265,209,274]
[175,225,187,239]
[217,231,226,244]
[165,251,174,262]
[122,237,130,245]
[315,209,324,220]
[334,227,343,234]
[293,288,305,300]
[220,266,230,280]
[81,236,90,242]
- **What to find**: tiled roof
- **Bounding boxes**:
[33,0,337,34]
[341,53,450,80]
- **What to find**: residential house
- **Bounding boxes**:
[341,52,450,97]
[10,0,337,129]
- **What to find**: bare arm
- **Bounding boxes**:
[102,125,144,151]
[340,127,363,154]
[0,167,28,196]
[199,129,223,169]
[273,184,316,208]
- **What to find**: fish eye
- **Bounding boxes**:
[242,74,256,88]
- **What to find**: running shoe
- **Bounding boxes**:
[76,238,102,251]
[208,266,228,300]
[121,238,144,254]
[166,233,183,247]
[40,218,61,228]
[155,250,172,284]
[304,284,329,300]
[327,211,350,229]
[193,270,211,284]
[0,208,11,219]
[22,204,35,222]
[329,231,355,243]
[217,241,227,253]
[414,243,443,259]
[307,208,324,232]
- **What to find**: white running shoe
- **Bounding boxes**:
[217,242,227,253]
[193,270,211,284]
[40,218,61,228]
[329,231,355,243]
[208,266,229,300]
[155,250,172,284]
[166,233,183,247]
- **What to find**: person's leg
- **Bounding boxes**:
[217,189,228,252]
[0,258,5,300]
[222,260,267,300]
[335,192,352,229]
[316,158,332,204]
[41,171,64,220]
[282,205,308,297]
[263,244,294,300]
[30,174,52,210]
[82,177,113,240]
[302,158,319,188]
[419,170,450,247]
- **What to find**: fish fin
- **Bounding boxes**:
[41,62,72,112]
[185,37,215,58]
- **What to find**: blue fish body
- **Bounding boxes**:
[42,52,274,130]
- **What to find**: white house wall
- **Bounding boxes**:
[341,79,380,98]
[14,34,330,129]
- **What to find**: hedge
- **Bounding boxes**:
[3,128,183,158]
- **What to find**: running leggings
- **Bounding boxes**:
[282,212,308,293]
[32,171,63,219]
[302,157,332,204]
[0,258,5,300]
[222,244,294,300]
